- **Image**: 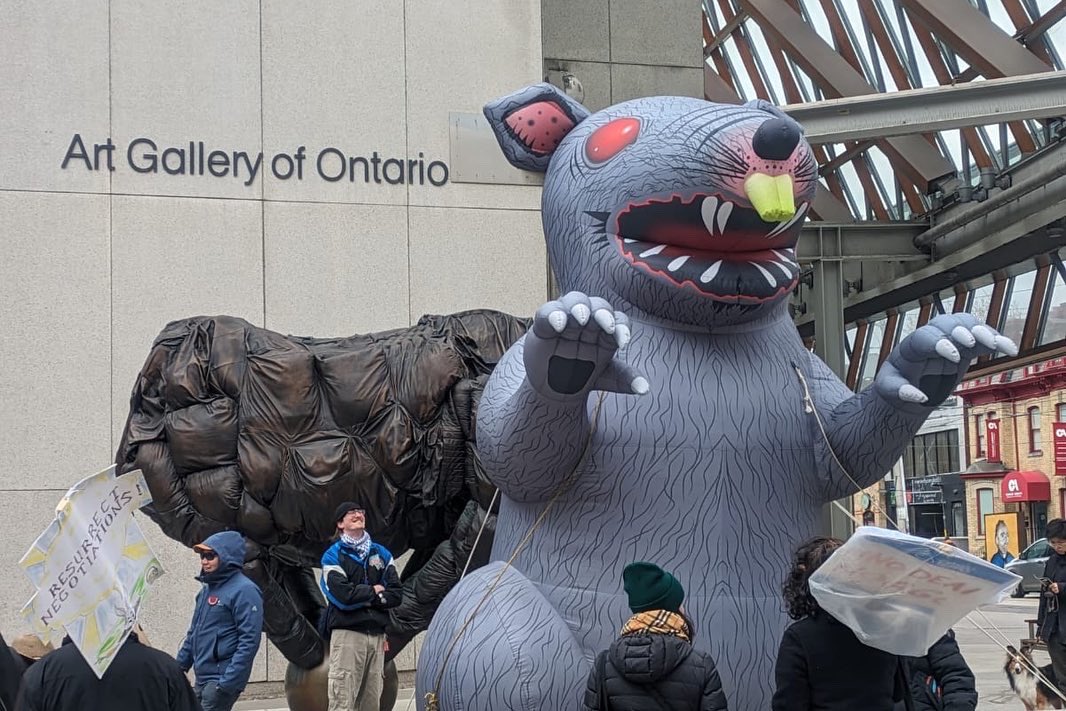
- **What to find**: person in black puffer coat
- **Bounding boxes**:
[583,562,728,711]
[15,629,198,711]
[772,537,908,711]
[894,630,977,711]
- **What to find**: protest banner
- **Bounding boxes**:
[19,465,164,677]
[809,526,1020,656]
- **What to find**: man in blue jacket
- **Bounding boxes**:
[321,502,401,711]
[176,531,263,711]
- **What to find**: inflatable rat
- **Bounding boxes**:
[416,84,1016,710]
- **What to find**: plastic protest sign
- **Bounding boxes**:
[19,465,165,677]
[809,527,1020,656]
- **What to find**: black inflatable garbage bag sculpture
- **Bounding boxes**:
[115,310,528,687]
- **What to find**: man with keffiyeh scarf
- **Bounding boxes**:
[584,562,728,710]
[320,502,401,711]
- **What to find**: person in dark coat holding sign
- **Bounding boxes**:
[1037,518,1066,686]
[772,536,907,711]
[583,561,728,711]
[15,628,198,711]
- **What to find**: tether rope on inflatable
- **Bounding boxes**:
[794,364,1066,705]
[424,391,608,711]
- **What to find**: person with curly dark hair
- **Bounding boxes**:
[772,536,909,711]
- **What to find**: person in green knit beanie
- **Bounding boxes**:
[583,562,728,710]
[623,561,686,614]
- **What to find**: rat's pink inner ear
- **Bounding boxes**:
[505,101,576,155]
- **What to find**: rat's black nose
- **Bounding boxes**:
[752,118,800,161]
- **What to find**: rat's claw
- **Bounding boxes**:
[899,384,929,404]
[934,339,960,364]
[995,335,1019,357]
[548,310,568,333]
[950,326,976,348]
[593,309,616,334]
[972,324,997,350]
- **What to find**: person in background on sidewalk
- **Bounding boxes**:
[894,629,977,711]
[1037,518,1066,688]
[583,561,728,711]
[320,502,402,711]
[177,530,264,711]
[772,536,908,711]
[16,626,198,711]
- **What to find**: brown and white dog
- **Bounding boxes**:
[1006,645,1064,710]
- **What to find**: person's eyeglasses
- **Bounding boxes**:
[199,552,218,561]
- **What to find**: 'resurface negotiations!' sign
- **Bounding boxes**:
[19,465,164,678]
[60,133,450,187]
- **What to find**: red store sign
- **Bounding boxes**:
[986,419,1001,462]
[1055,422,1066,476]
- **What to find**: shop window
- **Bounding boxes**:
[975,413,986,457]
[951,502,965,537]
[902,430,958,477]
[977,488,994,535]
[1030,406,1042,454]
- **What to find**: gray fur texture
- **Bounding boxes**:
[416,84,1015,711]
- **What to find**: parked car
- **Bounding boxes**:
[1007,538,1051,596]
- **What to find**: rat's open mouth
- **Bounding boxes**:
[608,193,807,301]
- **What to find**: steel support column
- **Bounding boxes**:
[901,0,1051,79]
[807,228,855,539]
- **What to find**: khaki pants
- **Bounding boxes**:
[328,629,384,711]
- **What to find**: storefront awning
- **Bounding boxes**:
[1001,470,1051,503]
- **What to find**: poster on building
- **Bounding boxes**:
[986,418,1001,462]
[18,465,164,678]
[984,511,1022,568]
[1055,422,1066,475]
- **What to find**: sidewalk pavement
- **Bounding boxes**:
[234,688,417,711]
[236,597,1043,710]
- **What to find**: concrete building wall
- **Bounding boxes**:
[541,0,703,112]
[1,0,544,686]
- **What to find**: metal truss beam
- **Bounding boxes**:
[797,223,928,262]
[954,0,1066,82]
[738,0,957,192]
[784,72,1066,144]
[901,0,1051,79]
[795,141,1066,336]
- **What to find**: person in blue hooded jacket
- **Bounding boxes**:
[176,531,263,711]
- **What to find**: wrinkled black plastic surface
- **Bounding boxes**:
[116,310,527,668]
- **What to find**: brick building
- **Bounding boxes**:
[957,358,1066,559]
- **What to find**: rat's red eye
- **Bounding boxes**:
[585,118,640,164]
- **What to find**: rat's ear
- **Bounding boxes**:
[744,99,804,134]
[483,82,590,173]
